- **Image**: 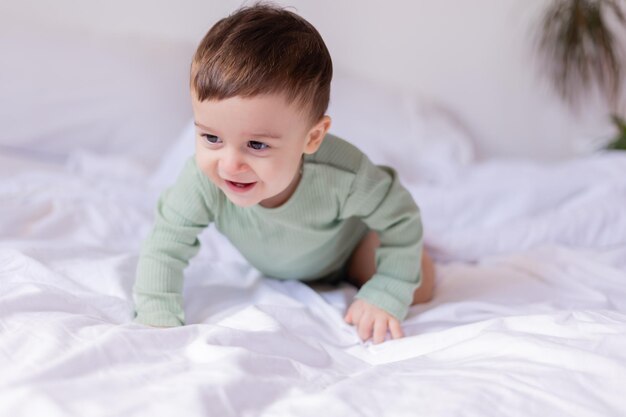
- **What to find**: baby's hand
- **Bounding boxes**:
[344,299,404,344]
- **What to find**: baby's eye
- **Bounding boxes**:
[248,140,269,151]
[202,134,221,144]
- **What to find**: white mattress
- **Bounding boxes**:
[1,149,626,416]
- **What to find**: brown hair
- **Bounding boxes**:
[190,3,333,124]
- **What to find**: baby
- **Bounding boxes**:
[133,3,435,344]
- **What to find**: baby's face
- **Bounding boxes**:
[192,93,328,208]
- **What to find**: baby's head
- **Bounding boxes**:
[190,3,333,208]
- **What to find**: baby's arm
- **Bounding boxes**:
[340,155,423,342]
[133,158,214,327]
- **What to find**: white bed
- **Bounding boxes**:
[2,29,626,417]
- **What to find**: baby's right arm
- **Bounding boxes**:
[132,158,214,328]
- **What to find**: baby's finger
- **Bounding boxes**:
[344,309,353,324]
[358,316,374,342]
[372,318,387,344]
[350,306,363,326]
[389,318,404,339]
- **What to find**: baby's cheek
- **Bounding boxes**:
[196,163,219,186]
[196,162,210,177]
[194,154,212,175]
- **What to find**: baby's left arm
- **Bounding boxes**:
[340,155,423,343]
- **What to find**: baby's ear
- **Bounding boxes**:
[304,115,331,154]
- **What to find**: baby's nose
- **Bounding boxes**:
[220,150,249,176]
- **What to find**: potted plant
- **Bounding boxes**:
[536,0,626,150]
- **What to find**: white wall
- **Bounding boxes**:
[1,0,619,160]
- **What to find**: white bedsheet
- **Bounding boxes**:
[1,150,626,416]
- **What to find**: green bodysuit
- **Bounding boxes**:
[133,134,423,327]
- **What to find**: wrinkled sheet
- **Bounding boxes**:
[1,150,626,416]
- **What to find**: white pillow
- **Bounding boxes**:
[328,70,476,184]
[150,69,477,189]
[0,29,195,170]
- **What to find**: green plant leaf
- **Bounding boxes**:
[606,114,626,150]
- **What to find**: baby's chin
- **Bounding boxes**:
[220,191,259,207]
[227,198,259,208]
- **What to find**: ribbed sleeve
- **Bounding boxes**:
[132,159,213,327]
[340,154,423,320]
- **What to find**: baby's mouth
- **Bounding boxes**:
[225,180,257,192]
